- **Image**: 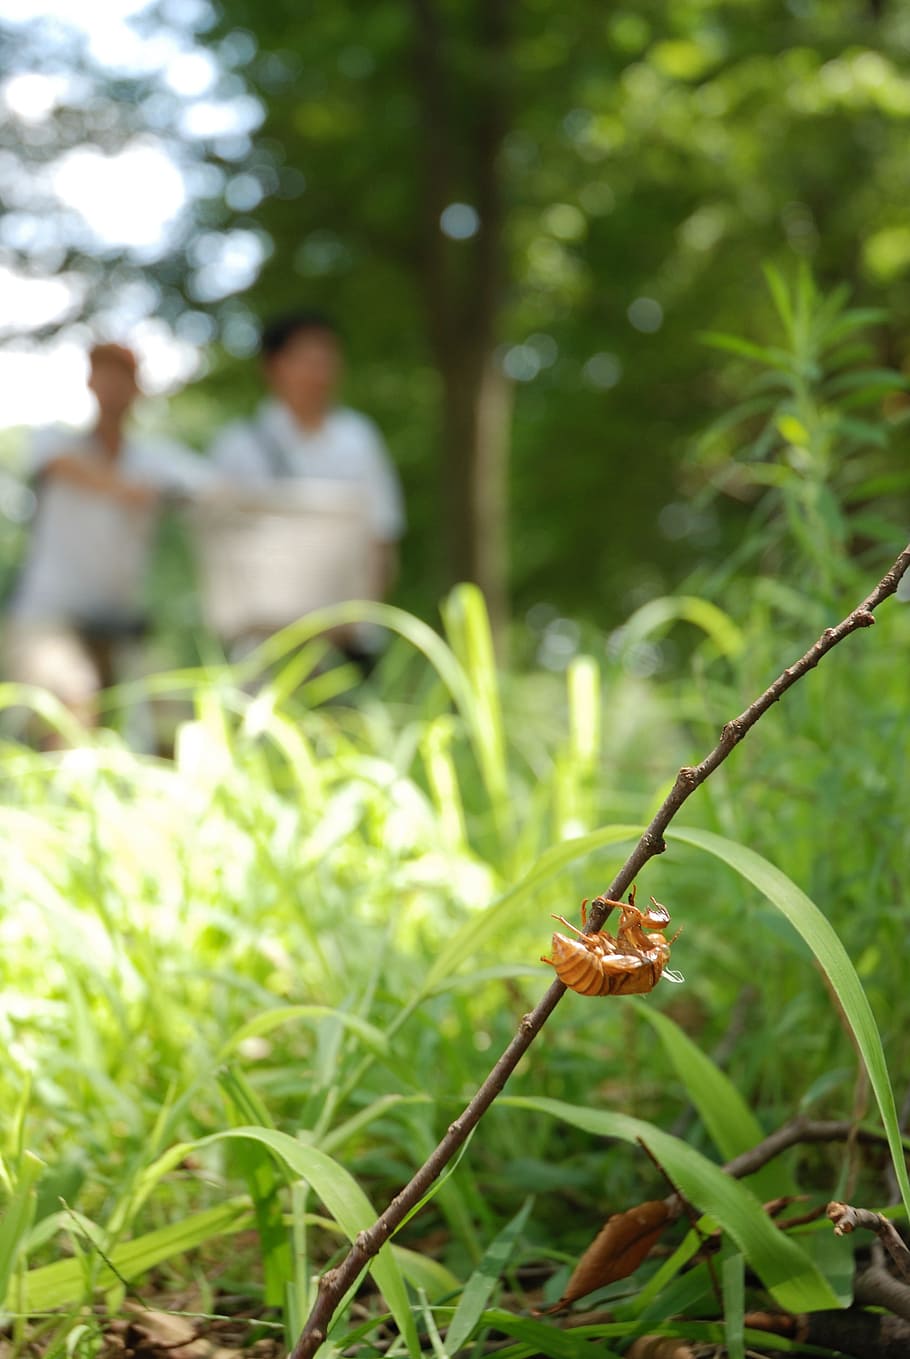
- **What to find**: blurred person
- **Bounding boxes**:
[4,342,211,732]
[207,308,405,669]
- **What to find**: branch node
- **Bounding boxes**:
[827,1201,855,1236]
[519,1013,535,1035]
[857,609,875,628]
[677,765,698,789]
[721,718,745,744]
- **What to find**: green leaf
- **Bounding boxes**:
[722,1253,745,1359]
[474,1308,611,1359]
[446,1199,533,1353]
[666,828,910,1220]
[134,1127,418,1358]
[441,583,510,840]
[699,332,794,370]
[775,414,810,447]
[500,1096,841,1314]
[762,263,794,334]
[618,595,745,659]
[391,1247,460,1302]
[219,1074,292,1307]
[825,367,907,395]
[200,1128,419,1358]
[630,1003,791,1201]
[0,1151,43,1305]
[15,1200,252,1312]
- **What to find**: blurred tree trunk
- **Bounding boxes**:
[412,0,511,645]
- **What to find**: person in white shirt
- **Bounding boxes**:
[207,309,405,668]
[5,342,212,729]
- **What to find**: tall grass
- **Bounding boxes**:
[3,273,910,1357]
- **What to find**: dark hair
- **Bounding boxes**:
[259,308,341,357]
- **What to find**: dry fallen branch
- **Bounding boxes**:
[746,1306,910,1359]
[290,543,910,1359]
[828,1201,910,1282]
[722,1115,894,1181]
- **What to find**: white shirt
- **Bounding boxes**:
[208,401,405,542]
[10,426,213,624]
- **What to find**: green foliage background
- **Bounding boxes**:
[182,0,910,620]
[3,4,910,1354]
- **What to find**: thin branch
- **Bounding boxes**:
[828,1201,910,1282]
[289,543,910,1359]
[855,1261,910,1322]
[722,1115,895,1180]
[586,540,910,930]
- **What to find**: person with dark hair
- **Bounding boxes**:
[206,308,405,663]
[4,342,211,730]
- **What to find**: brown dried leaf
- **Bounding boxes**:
[626,1338,695,1359]
[123,1310,197,1348]
[535,1199,670,1315]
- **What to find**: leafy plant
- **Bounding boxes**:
[697,264,908,597]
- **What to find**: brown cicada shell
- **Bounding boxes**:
[541,885,682,997]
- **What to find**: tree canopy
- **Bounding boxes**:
[3,0,910,628]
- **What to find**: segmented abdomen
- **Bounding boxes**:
[543,934,615,995]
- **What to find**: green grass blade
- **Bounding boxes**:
[500,1096,841,1313]
[0,1152,43,1305]
[618,596,745,659]
[446,1199,533,1353]
[667,826,910,1219]
[390,1248,460,1302]
[320,1094,432,1158]
[197,1128,419,1359]
[16,1200,251,1312]
[218,1074,292,1307]
[440,584,510,830]
[722,1253,745,1359]
[630,1002,792,1201]
[566,656,600,770]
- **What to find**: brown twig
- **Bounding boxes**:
[289,543,910,1359]
[722,1115,896,1181]
[828,1201,910,1282]
[855,1259,910,1321]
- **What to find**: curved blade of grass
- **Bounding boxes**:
[0,683,87,747]
[446,1198,533,1353]
[206,1128,417,1357]
[618,596,745,660]
[420,825,640,993]
[501,1096,841,1313]
[391,1248,460,1302]
[0,1152,43,1305]
[667,826,910,1219]
[320,1094,431,1158]
[630,1002,791,1202]
[14,1200,252,1312]
[220,1006,389,1061]
[140,1128,415,1357]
